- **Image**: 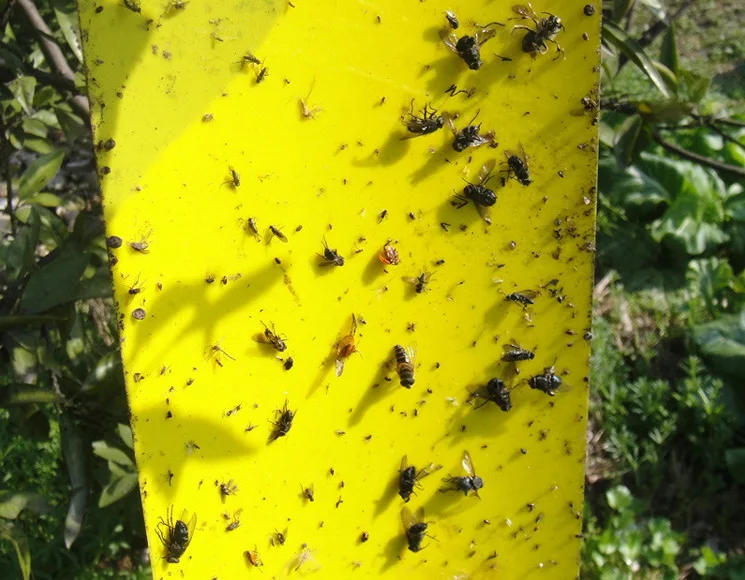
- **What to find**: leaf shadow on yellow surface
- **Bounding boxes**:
[348,355,396,427]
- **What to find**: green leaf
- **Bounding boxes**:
[659,25,678,78]
[612,0,634,21]
[55,108,86,143]
[19,251,89,314]
[0,491,51,519]
[606,485,633,511]
[693,311,745,382]
[25,192,63,207]
[99,470,138,508]
[602,21,670,98]
[3,206,41,283]
[725,448,745,483]
[7,76,37,115]
[117,423,134,450]
[17,149,65,200]
[614,114,647,167]
[81,351,123,393]
[52,0,84,63]
[0,383,61,406]
[678,69,711,104]
[92,441,135,467]
[22,117,48,139]
[60,414,88,549]
[0,521,31,580]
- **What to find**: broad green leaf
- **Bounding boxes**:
[725,448,745,484]
[22,117,48,139]
[678,69,711,104]
[0,314,66,332]
[92,441,135,467]
[612,0,634,22]
[7,76,37,115]
[25,192,63,207]
[17,149,65,200]
[60,414,88,549]
[0,491,51,519]
[3,206,41,283]
[52,0,84,63]
[0,521,31,580]
[614,114,645,168]
[0,383,61,406]
[22,138,56,154]
[0,45,25,73]
[19,251,89,314]
[81,351,123,393]
[602,21,670,98]
[693,311,745,382]
[55,108,87,143]
[99,471,138,508]
[725,194,745,222]
[117,423,134,450]
[687,258,735,312]
[606,485,634,511]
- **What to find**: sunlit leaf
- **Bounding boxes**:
[602,21,670,97]
[19,251,89,314]
[0,383,61,406]
[52,0,84,63]
[17,149,66,200]
[99,470,138,508]
[60,414,88,549]
[660,24,679,78]
[7,76,37,115]
[117,423,134,450]
[0,521,31,580]
[0,491,51,519]
[614,114,646,167]
[92,441,135,467]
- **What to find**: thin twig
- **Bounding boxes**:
[713,118,745,129]
[0,112,17,235]
[652,131,745,178]
[15,0,90,118]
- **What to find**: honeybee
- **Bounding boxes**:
[334,314,359,377]
[269,399,295,443]
[399,455,443,502]
[155,506,197,564]
[442,24,501,70]
[503,143,532,185]
[401,507,430,552]
[404,271,433,294]
[319,238,345,267]
[446,111,494,152]
[378,241,400,266]
[393,344,416,388]
[511,4,564,58]
[254,322,287,352]
[440,450,484,496]
[401,100,445,139]
[204,343,236,367]
[455,159,497,224]
[502,343,535,362]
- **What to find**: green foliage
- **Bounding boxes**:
[583,486,683,579]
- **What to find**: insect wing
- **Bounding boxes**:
[462,450,476,477]
[349,314,358,338]
[181,511,197,551]
[405,345,417,367]
[477,159,497,184]
[335,356,346,377]
[441,30,459,52]
[512,3,537,19]
[400,454,410,472]
[474,27,497,46]
[516,289,539,300]
[401,506,420,530]
[416,462,443,481]
[475,204,492,225]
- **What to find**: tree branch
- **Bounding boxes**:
[652,131,745,178]
[15,0,90,119]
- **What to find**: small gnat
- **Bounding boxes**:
[445,397,459,406]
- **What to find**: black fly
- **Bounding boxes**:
[446,111,494,152]
[401,100,445,139]
[269,399,295,442]
[442,24,503,70]
[528,366,562,396]
[398,455,443,502]
[502,343,535,362]
[402,507,430,552]
[469,378,513,412]
[319,238,345,267]
[440,450,484,496]
[155,506,196,564]
[503,143,532,185]
[454,159,497,224]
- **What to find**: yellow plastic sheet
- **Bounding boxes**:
[78,0,599,577]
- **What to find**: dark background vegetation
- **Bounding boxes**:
[1,0,744,578]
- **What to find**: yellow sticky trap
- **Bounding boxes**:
[78,0,599,577]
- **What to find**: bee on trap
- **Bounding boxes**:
[442,23,502,70]
[218,479,238,501]
[502,343,535,362]
[155,506,197,564]
[401,100,445,139]
[399,455,442,502]
[393,344,417,388]
[302,484,315,502]
[404,271,433,294]
[335,314,360,377]
[223,166,240,188]
[244,546,263,568]
[440,450,484,496]
[469,377,513,412]
[528,365,563,396]
[271,527,288,546]
[254,322,287,352]
[454,159,497,224]
[269,399,295,443]
[269,225,288,243]
[505,289,538,307]
[319,238,345,267]
[446,111,494,152]
[511,3,564,58]
[204,344,236,367]
[503,143,532,186]
[402,506,431,552]
[378,241,400,266]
